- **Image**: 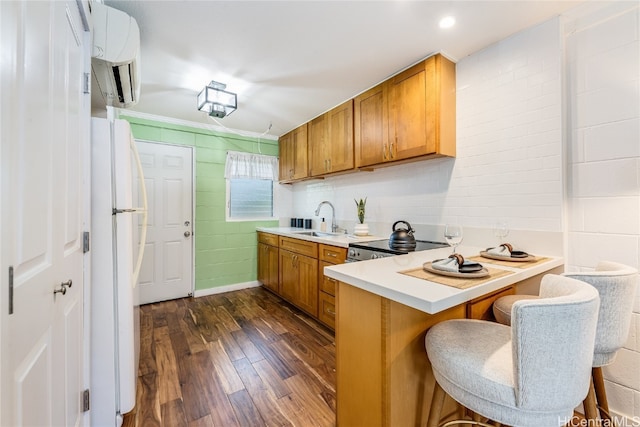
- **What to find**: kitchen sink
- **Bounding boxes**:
[293,231,342,237]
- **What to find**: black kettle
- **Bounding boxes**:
[389,220,416,250]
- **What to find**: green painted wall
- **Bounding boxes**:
[120,115,279,291]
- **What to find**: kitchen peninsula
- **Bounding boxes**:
[324,246,563,426]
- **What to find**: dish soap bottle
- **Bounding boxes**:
[320,218,326,232]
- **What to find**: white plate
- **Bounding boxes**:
[423,262,490,278]
[479,251,537,262]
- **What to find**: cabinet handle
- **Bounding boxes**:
[390,140,395,159]
[326,308,336,316]
[383,144,388,160]
[326,277,337,284]
[326,252,337,258]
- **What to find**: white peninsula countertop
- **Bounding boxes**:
[324,245,563,315]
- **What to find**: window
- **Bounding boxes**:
[224,151,278,221]
[227,178,273,219]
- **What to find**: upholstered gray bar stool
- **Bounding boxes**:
[425,274,600,427]
[492,261,638,422]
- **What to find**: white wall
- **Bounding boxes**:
[281,1,640,420]
[564,2,640,420]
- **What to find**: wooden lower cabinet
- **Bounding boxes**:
[337,282,465,427]
[257,242,279,293]
[258,233,347,329]
[317,244,346,329]
[279,249,319,317]
[257,232,279,293]
[318,290,336,329]
[467,286,514,320]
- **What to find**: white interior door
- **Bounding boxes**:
[1,1,88,426]
[135,141,194,305]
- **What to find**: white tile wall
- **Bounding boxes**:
[584,119,640,162]
[604,379,636,421]
[565,2,640,421]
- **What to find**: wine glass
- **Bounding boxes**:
[493,221,509,244]
[444,224,463,253]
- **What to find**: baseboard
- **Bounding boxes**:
[193,280,261,298]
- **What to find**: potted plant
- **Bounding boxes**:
[354,197,369,236]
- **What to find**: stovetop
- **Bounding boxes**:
[347,239,448,261]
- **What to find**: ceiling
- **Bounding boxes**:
[99,0,584,139]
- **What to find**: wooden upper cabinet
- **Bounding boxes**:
[278,124,308,183]
[354,83,388,167]
[308,113,328,177]
[326,100,354,173]
[292,124,308,180]
[388,61,431,160]
[308,99,354,177]
[278,131,292,181]
[355,53,456,168]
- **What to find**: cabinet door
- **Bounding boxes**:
[319,261,338,296]
[387,60,435,160]
[327,99,354,173]
[318,291,336,329]
[296,254,318,316]
[354,83,388,167]
[278,132,293,182]
[267,245,279,293]
[258,243,269,285]
[279,250,297,303]
[258,243,279,293]
[292,124,308,180]
[308,114,328,177]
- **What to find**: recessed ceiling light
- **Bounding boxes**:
[439,16,456,29]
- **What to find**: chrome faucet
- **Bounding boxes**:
[315,201,338,233]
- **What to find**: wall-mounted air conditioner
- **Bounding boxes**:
[91,3,141,108]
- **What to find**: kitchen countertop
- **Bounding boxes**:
[256,226,385,248]
[324,245,563,314]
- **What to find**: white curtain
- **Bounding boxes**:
[224,150,279,181]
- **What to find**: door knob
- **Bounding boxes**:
[184,231,191,237]
[53,279,72,296]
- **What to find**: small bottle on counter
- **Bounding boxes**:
[320,218,326,232]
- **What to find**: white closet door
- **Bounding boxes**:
[0,1,88,426]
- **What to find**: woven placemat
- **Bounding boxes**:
[468,255,551,269]
[399,264,514,289]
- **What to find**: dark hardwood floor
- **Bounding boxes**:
[122,287,336,427]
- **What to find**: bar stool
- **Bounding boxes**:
[425,274,600,427]
[492,261,638,422]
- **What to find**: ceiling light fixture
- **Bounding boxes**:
[439,16,456,29]
[197,80,237,118]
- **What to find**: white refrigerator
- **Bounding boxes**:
[90,117,147,426]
